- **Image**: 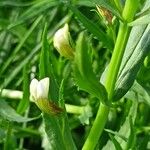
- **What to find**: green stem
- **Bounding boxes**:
[82,104,109,150]
[122,0,139,22]
[82,1,139,150]
[65,104,84,114]
[114,0,122,12]
[105,22,130,100]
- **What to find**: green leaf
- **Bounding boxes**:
[17,65,30,114]
[103,100,138,150]
[137,0,150,15]
[125,81,150,106]
[125,116,136,150]
[133,0,150,24]
[0,1,34,7]
[109,134,123,150]
[0,15,42,77]
[7,0,59,29]
[104,129,128,142]
[0,100,38,122]
[129,14,150,26]
[114,24,150,100]
[58,80,77,150]
[69,6,113,50]
[43,113,66,150]
[74,32,108,104]
[1,43,41,88]
[75,0,96,7]
[39,23,51,79]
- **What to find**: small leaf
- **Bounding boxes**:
[0,100,38,122]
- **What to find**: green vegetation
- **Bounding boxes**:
[0,0,150,149]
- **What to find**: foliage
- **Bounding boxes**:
[0,0,150,150]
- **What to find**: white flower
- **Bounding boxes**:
[30,77,49,101]
[53,24,74,59]
[30,77,63,115]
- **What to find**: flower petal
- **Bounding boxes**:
[30,78,39,100]
[38,77,49,99]
[54,25,68,47]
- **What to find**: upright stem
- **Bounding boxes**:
[105,23,130,100]
[82,104,109,150]
[114,0,122,12]
[82,1,139,149]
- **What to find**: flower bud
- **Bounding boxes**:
[53,24,74,59]
[30,77,49,101]
[96,5,113,25]
[30,77,63,115]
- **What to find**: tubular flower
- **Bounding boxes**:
[30,77,63,115]
[53,24,74,59]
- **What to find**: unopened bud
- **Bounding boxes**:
[96,5,113,25]
[53,24,74,59]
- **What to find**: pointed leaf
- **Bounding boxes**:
[109,134,123,150]
[0,100,38,122]
[129,14,150,26]
[70,6,113,50]
[74,32,108,104]
[114,24,150,100]
[39,23,51,79]
[125,81,150,106]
